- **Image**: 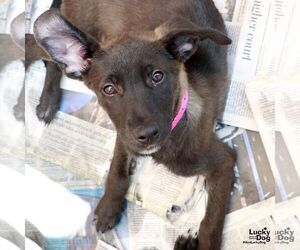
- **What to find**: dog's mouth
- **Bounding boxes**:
[138,145,162,156]
[126,128,171,156]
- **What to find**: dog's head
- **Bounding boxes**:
[34,10,231,155]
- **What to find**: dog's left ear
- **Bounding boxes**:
[160,28,231,62]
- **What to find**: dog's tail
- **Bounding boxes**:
[51,0,62,9]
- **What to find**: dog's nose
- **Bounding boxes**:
[136,125,160,144]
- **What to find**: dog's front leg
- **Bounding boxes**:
[175,139,235,250]
[36,61,62,124]
[198,140,235,250]
[94,136,130,233]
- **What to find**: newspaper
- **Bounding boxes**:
[126,157,206,221]
[246,78,300,202]
[276,79,300,177]
[126,193,207,250]
[245,80,279,196]
[118,199,277,250]
[25,61,116,186]
[221,0,300,130]
[276,2,300,77]
[274,196,300,249]
[26,154,96,189]
[127,191,275,250]
[222,197,274,250]
[245,80,274,162]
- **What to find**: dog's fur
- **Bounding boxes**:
[28,0,236,249]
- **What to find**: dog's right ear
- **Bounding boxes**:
[34,9,99,79]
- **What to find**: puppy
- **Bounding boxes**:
[32,0,235,249]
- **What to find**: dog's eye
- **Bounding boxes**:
[103,84,117,96]
[152,70,165,85]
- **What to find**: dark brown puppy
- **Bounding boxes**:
[32,0,235,249]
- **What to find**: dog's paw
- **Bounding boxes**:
[36,103,58,125]
[93,213,119,233]
[93,198,121,233]
[13,103,25,122]
[174,234,198,250]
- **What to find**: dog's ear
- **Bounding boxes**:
[34,9,99,79]
[160,29,231,62]
[157,17,231,62]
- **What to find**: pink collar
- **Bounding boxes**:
[171,90,189,131]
